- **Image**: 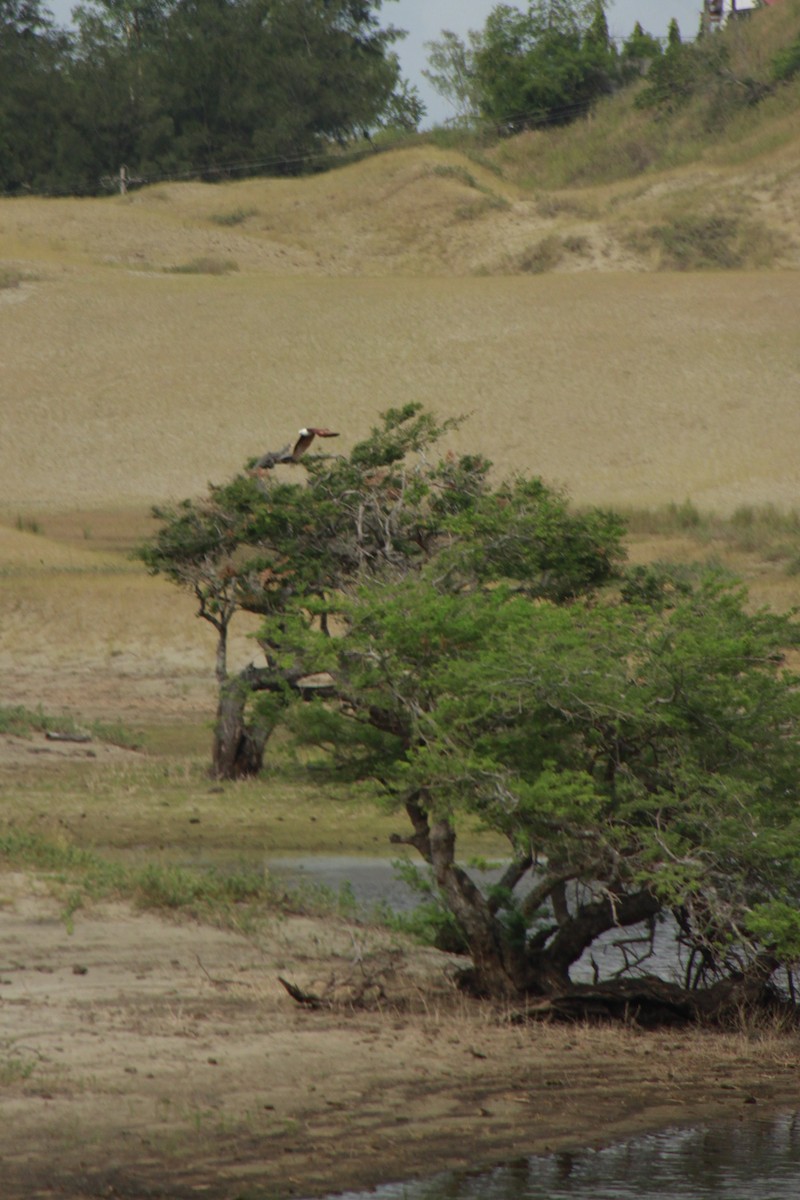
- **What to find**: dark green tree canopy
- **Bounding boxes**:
[471,1,619,132]
[0,0,412,193]
[144,405,800,1021]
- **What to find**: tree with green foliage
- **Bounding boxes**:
[140,405,622,778]
[470,0,619,132]
[145,405,800,1021]
[285,559,800,1019]
[422,28,483,124]
[139,407,465,777]
[2,0,411,192]
[619,20,663,83]
[0,0,73,192]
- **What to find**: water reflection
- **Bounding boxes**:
[323,1112,800,1200]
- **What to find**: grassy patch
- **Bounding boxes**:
[0,829,309,928]
[454,193,510,220]
[0,266,25,289]
[511,234,564,274]
[15,513,42,535]
[430,163,480,189]
[625,213,786,271]
[165,256,239,275]
[429,163,511,220]
[0,704,140,748]
[209,207,258,227]
[0,828,419,933]
[0,1050,36,1086]
[622,502,800,569]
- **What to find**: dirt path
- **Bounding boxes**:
[2,874,799,1200]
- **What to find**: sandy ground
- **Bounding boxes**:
[2,875,800,1200]
[1,146,800,518]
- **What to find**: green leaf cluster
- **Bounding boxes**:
[145,403,800,998]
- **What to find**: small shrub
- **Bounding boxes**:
[0,267,23,289]
[562,234,591,256]
[514,235,564,274]
[15,513,41,534]
[630,214,786,271]
[654,214,744,270]
[455,193,509,220]
[772,36,800,83]
[431,163,479,189]
[209,207,258,227]
[165,256,239,276]
[668,498,703,530]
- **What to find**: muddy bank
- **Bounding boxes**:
[1,875,798,1200]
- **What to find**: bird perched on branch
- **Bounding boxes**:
[252,427,339,472]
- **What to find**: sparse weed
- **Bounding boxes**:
[431,164,479,189]
[15,513,42,534]
[0,266,24,289]
[512,234,564,274]
[626,213,786,271]
[0,703,139,748]
[209,207,258,227]
[0,1051,36,1086]
[455,193,510,220]
[165,256,239,275]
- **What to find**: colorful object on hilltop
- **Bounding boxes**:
[704,0,782,30]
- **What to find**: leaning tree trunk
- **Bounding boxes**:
[211,674,272,780]
[210,663,315,780]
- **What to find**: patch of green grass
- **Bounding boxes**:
[0,704,139,748]
[165,256,239,276]
[623,502,800,570]
[0,1051,36,1086]
[209,207,258,227]
[0,829,307,927]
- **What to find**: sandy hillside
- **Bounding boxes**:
[1,144,799,517]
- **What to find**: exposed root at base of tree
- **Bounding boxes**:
[454,971,799,1030]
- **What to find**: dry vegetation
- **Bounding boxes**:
[3,11,800,1191]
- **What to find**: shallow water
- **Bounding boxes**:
[265,855,681,983]
[320,1112,800,1200]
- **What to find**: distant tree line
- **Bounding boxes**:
[425,0,796,134]
[423,1,668,132]
[0,0,421,195]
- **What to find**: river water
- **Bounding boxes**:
[265,855,680,982]
[311,1111,800,1200]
